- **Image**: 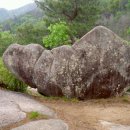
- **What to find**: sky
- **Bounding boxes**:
[0,0,34,10]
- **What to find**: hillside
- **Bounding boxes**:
[0,3,37,22]
[1,8,44,32]
[0,8,10,22]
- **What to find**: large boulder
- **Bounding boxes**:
[3,26,130,99]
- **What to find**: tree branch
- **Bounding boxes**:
[62,0,78,21]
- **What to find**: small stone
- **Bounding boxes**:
[100,120,130,130]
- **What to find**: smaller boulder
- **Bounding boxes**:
[0,100,26,128]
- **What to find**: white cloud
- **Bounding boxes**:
[0,0,34,10]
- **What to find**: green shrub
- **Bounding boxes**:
[43,21,71,48]
[0,58,27,92]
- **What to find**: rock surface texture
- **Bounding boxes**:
[100,120,130,130]
[0,100,26,128]
[11,119,68,130]
[3,26,130,99]
[0,89,56,129]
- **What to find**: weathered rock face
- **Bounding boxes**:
[0,100,26,128]
[0,89,56,128]
[3,44,44,88]
[3,26,130,99]
[11,119,68,130]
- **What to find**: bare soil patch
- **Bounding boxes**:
[34,95,130,130]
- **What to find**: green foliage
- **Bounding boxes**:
[43,22,71,48]
[102,0,128,16]
[38,94,79,102]
[28,111,40,120]
[100,0,128,17]
[28,111,48,120]
[122,95,130,103]
[126,0,130,10]
[127,27,130,34]
[0,58,27,92]
[36,0,101,39]
[2,9,44,32]
[0,30,14,56]
[0,0,130,54]
[16,20,48,45]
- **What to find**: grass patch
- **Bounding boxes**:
[38,95,79,103]
[61,96,79,102]
[28,111,39,120]
[26,88,79,103]
[0,58,27,92]
[121,95,130,103]
[28,111,49,120]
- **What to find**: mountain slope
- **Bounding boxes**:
[0,8,10,22]
[0,3,37,22]
[9,3,37,17]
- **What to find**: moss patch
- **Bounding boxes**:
[27,111,49,120]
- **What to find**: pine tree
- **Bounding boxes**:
[35,0,100,41]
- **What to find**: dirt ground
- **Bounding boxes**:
[33,95,130,130]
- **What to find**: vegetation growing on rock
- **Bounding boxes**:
[0,58,27,92]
